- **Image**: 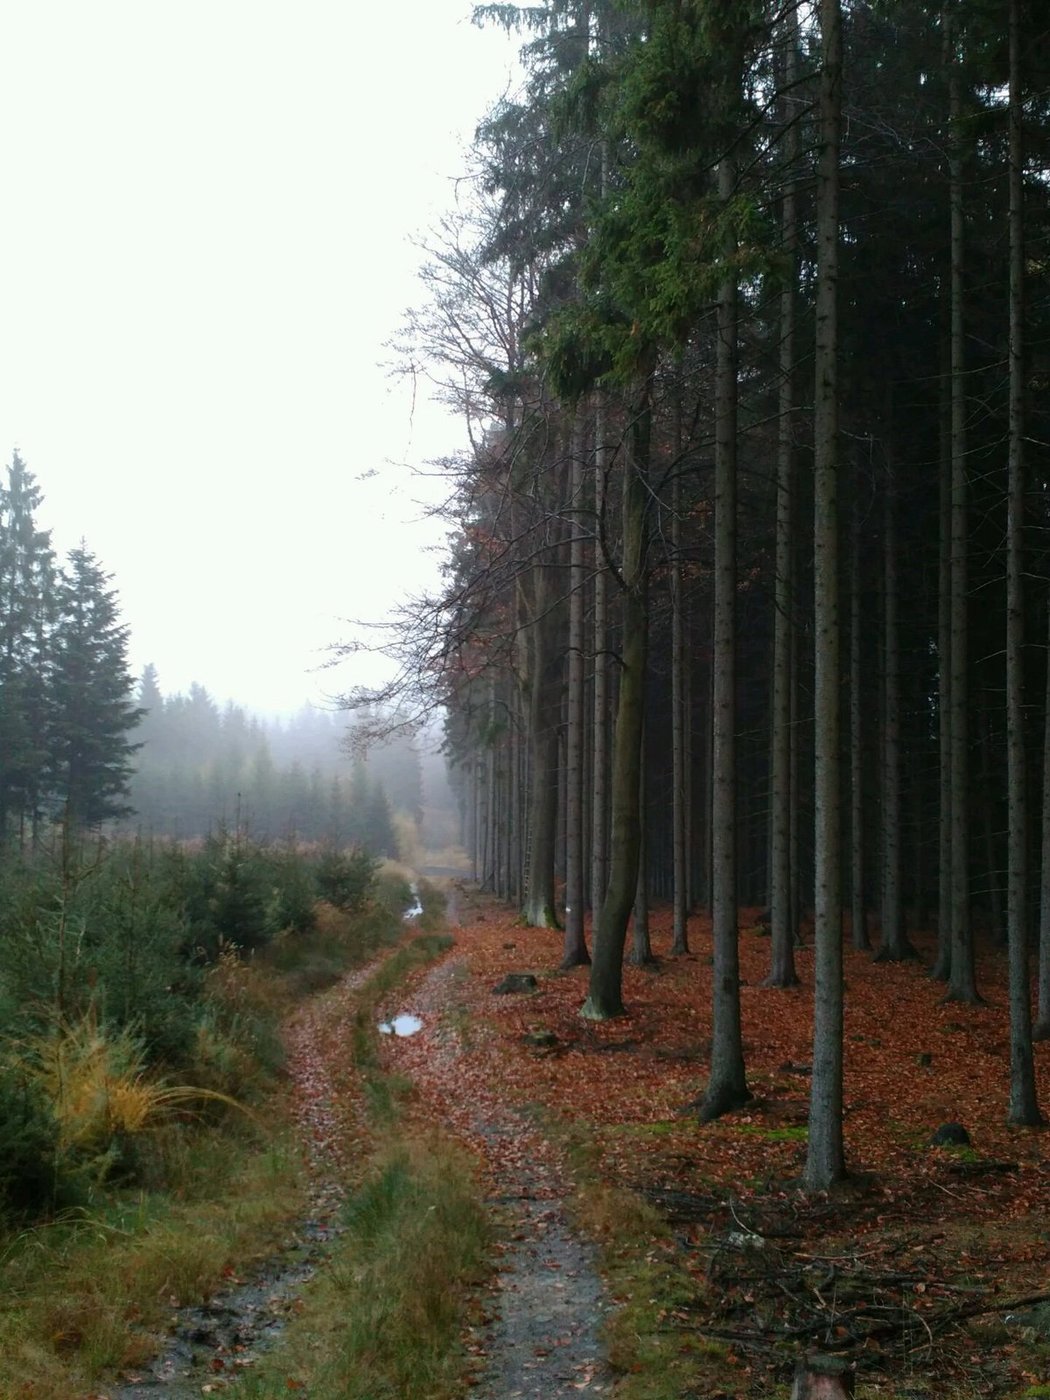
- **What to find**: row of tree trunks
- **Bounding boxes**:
[438,0,1047,1169]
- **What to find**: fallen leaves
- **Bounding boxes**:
[380,884,1050,1396]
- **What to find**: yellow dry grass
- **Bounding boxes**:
[17,1010,246,1155]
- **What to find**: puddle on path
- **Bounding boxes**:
[107,1215,339,1398]
[377,1012,423,1037]
[403,882,424,921]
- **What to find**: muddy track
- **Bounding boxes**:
[388,892,611,1397]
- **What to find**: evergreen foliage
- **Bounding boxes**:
[395,0,1050,1153]
[48,545,141,827]
[0,456,139,845]
[0,834,399,1222]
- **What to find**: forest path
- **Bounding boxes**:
[105,952,389,1399]
[388,885,612,1397]
[105,885,611,1399]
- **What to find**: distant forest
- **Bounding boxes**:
[0,452,450,858]
[128,669,427,853]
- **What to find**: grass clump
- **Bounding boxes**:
[238,1136,488,1400]
[0,1125,304,1398]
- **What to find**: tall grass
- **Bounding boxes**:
[238,1137,488,1400]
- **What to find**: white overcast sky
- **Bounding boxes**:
[0,1,519,715]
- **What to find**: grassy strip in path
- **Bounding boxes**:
[234,926,491,1400]
[534,1112,737,1400]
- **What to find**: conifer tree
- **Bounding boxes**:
[48,544,140,829]
[0,453,56,845]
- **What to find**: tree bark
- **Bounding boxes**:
[932,317,953,981]
[581,377,651,1020]
[849,480,869,951]
[1004,0,1041,1123]
[701,155,750,1121]
[876,440,916,961]
[671,383,690,955]
[768,6,801,985]
[944,19,979,1003]
[591,389,611,932]
[1036,601,1050,1040]
[563,408,589,965]
[630,728,654,965]
[805,0,846,1191]
[522,558,563,929]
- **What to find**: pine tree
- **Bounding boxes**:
[48,544,140,829]
[0,453,57,846]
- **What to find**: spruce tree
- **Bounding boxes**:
[0,453,56,846]
[48,544,140,829]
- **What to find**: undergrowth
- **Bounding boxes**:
[0,844,417,1397]
[0,1126,304,1398]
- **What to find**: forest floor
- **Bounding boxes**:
[92,883,1050,1400]
[383,883,1050,1400]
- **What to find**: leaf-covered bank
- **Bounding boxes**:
[383,886,1050,1400]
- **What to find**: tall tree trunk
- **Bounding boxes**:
[850,480,869,951]
[522,559,562,929]
[979,697,1005,946]
[509,698,522,904]
[564,409,589,965]
[581,377,652,1020]
[701,155,750,1121]
[805,0,846,1191]
[591,389,611,931]
[631,728,654,964]
[768,5,801,985]
[1036,603,1050,1040]
[790,620,802,935]
[671,386,690,955]
[876,441,916,961]
[945,25,980,1003]
[1005,0,1041,1123]
[932,318,953,980]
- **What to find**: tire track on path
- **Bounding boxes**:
[389,892,611,1398]
[106,948,393,1399]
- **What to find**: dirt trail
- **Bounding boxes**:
[105,956,384,1399]
[387,889,611,1397]
[106,888,611,1397]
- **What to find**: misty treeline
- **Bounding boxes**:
[376,0,1050,1185]
[128,670,423,857]
[0,450,436,860]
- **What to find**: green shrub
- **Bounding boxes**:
[268,847,318,934]
[174,830,280,960]
[0,1062,65,1218]
[374,869,414,919]
[315,846,377,913]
